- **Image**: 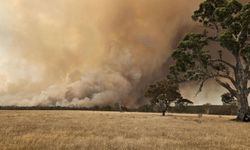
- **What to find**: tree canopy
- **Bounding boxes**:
[168,0,250,121]
[145,79,183,116]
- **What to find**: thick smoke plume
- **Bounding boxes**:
[0,0,215,107]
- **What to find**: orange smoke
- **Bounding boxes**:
[0,0,199,106]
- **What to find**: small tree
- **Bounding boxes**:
[169,0,250,121]
[145,79,182,116]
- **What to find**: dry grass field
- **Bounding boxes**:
[0,111,249,150]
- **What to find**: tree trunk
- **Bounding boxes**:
[162,111,166,116]
[237,93,249,121]
[234,57,249,121]
[235,91,249,121]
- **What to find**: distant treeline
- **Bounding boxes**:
[0,104,247,115]
[168,105,238,115]
[0,106,118,111]
[138,104,242,115]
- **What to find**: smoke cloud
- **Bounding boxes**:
[0,0,218,107]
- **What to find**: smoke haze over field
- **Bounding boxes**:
[0,0,225,107]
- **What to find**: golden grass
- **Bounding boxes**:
[0,111,249,150]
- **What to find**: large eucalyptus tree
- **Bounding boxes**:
[169,0,250,121]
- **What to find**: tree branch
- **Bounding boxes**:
[210,59,236,71]
[194,73,236,97]
[215,78,237,96]
[215,74,237,89]
[195,78,209,96]
[208,62,237,88]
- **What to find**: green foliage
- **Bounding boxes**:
[192,0,249,54]
[170,0,250,90]
[192,0,243,28]
[221,93,237,105]
[145,79,182,112]
[169,33,211,82]
[241,44,250,62]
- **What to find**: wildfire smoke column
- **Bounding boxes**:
[0,0,199,106]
